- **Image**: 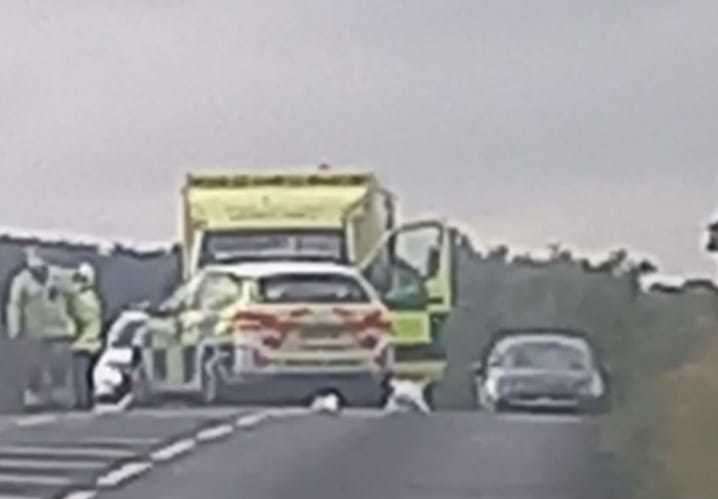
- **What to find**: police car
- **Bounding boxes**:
[93,262,395,408]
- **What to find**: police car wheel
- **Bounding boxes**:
[131,367,153,406]
[199,363,220,405]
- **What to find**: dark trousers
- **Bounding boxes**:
[24,339,95,410]
[71,352,94,409]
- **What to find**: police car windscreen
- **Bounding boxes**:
[258,273,370,304]
[201,230,344,263]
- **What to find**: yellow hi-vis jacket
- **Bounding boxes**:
[68,286,103,354]
[6,268,77,341]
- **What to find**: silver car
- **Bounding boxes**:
[472,329,608,414]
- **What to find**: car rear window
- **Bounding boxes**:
[257,273,370,304]
[491,336,593,371]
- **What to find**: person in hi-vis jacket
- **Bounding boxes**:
[6,247,77,405]
[67,262,103,409]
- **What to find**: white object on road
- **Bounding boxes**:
[91,308,150,410]
[310,393,342,415]
[93,348,132,396]
[384,379,431,414]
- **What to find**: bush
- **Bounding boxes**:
[659,338,718,499]
[441,243,718,498]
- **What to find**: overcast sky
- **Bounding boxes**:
[2,1,717,275]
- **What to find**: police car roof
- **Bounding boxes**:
[201,261,362,279]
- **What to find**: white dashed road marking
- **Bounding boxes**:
[196,424,234,442]
[150,439,196,462]
[0,407,308,499]
[236,413,268,429]
[62,492,97,499]
[96,461,152,488]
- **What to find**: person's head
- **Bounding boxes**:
[74,262,96,289]
[24,247,49,283]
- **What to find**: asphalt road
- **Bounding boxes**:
[98,410,617,499]
[0,407,621,499]
[0,406,253,499]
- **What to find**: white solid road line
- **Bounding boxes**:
[79,436,162,446]
[497,413,587,424]
[0,458,108,470]
[150,439,196,462]
[339,409,387,418]
[0,446,135,459]
[130,407,244,419]
[14,415,58,428]
[0,472,73,486]
[266,408,312,419]
[96,461,152,488]
[196,424,234,442]
[0,494,46,499]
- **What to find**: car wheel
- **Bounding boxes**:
[578,397,604,415]
[199,362,222,405]
[131,366,153,407]
[478,386,498,413]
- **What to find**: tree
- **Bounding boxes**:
[487,244,509,262]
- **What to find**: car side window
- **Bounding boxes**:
[392,225,443,280]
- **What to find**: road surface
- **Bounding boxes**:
[0,407,620,499]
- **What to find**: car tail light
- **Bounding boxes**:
[288,307,312,318]
[234,310,290,349]
[351,309,392,349]
[233,311,274,332]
